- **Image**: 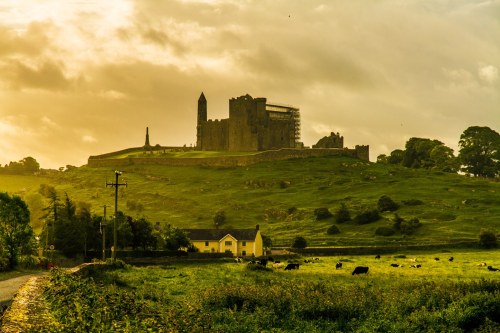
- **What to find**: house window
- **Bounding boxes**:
[242,250,247,256]
[242,241,246,247]
[225,241,232,246]
[205,241,209,246]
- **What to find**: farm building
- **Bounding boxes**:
[185,225,263,257]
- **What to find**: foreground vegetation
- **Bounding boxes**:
[40,251,500,332]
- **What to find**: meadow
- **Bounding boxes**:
[41,251,500,332]
[3,155,499,247]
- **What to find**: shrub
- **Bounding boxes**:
[378,195,399,212]
[375,227,396,236]
[17,255,38,269]
[326,225,341,235]
[291,236,307,249]
[479,229,497,248]
[335,203,351,223]
[400,217,421,235]
[392,213,404,230]
[0,257,10,272]
[314,208,333,220]
[213,210,226,228]
[402,199,423,206]
[354,209,380,225]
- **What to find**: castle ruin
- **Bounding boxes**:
[196,93,301,151]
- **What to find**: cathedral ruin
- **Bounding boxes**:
[196,93,301,151]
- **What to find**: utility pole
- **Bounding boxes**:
[106,171,127,261]
[101,205,107,261]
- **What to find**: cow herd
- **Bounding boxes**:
[238,254,499,276]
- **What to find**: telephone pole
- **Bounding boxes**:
[101,205,107,261]
[106,171,127,261]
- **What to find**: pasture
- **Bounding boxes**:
[42,250,500,332]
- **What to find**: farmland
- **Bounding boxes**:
[40,251,500,332]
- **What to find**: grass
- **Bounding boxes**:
[1,155,499,247]
[40,251,500,332]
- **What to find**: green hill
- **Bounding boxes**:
[2,156,499,248]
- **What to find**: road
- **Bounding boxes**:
[0,274,43,308]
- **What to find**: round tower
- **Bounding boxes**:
[197,92,207,149]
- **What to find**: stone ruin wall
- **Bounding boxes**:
[87,147,369,168]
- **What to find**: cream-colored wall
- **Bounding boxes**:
[191,231,264,257]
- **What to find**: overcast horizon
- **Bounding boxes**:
[0,0,499,169]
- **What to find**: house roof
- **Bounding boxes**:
[184,228,259,241]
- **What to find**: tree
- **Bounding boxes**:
[131,217,156,250]
[388,149,404,165]
[478,229,497,248]
[213,210,226,228]
[429,145,459,173]
[335,203,351,223]
[378,195,398,212]
[314,207,332,220]
[403,138,445,169]
[291,236,307,249]
[161,226,191,251]
[458,126,500,178]
[0,193,35,268]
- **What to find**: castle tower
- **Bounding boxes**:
[144,127,150,147]
[196,92,207,149]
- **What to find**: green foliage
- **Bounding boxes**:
[213,210,226,228]
[377,195,399,212]
[335,203,351,223]
[354,209,380,225]
[459,126,500,178]
[402,199,423,206]
[393,214,421,235]
[262,234,272,249]
[0,156,40,175]
[292,236,307,248]
[326,225,341,235]
[160,226,191,251]
[314,207,333,220]
[478,229,497,248]
[375,226,396,236]
[0,192,35,268]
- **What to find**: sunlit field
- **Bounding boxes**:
[42,251,500,332]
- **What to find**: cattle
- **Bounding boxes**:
[258,259,268,267]
[410,264,422,268]
[352,266,369,275]
[375,255,381,259]
[284,263,300,270]
[487,266,499,272]
[409,258,417,263]
[234,257,242,263]
[272,262,285,269]
[448,257,454,262]
[434,258,440,261]
[335,262,342,269]
[390,264,401,268]
[304,259,311,263]
[478,262,487,267]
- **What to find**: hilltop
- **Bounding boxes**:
[2,155,499,248]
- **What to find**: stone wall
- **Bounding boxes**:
[87,147,370,168]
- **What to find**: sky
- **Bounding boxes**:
[0,0,499,169]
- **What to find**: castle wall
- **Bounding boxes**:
[199,119,229,151]
[266,119,294,149]
[87,148,369,168]
[228,95,260,151]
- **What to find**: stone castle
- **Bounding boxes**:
[87,93,369,167]
[196,93,301,151]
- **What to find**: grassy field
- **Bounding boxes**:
[40,251,500,332]
[1,155,499,247]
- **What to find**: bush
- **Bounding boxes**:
[17,255,38,269]
[479,229,497,248]
[378,195,399,212]
[326,225,341,235]
[213,210,226,228]
[291,236,307,249]
[0,257,10,272]
[402,199,423,206]
[334,203,351,223]
[354,209,381,225]
[400,217,421,235]
[375,227,396,236]
[314,208,333,220]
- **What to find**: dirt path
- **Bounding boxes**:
[0,274,46,308]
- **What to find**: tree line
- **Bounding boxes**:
[377,126,500,178]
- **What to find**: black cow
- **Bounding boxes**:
[284,263,300,270]
[434,258,440,261]
[352,266,369,275]
[375,255,381,259]
[390,263,401,268]
[410,264,422,268]
[487,266,499,271]
[448,257,454,262]
[335,262,342,269]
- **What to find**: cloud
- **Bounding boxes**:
[82,135,97,143]
[478,64,499,84]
